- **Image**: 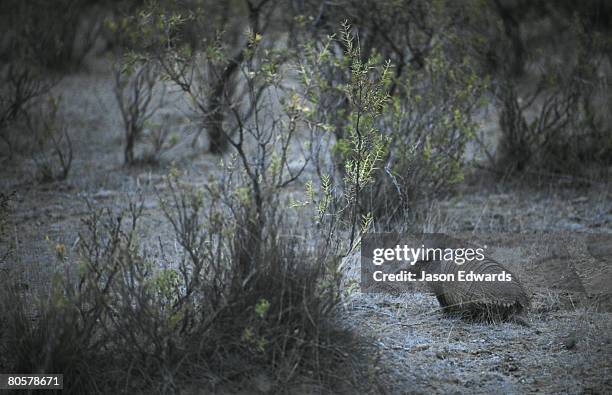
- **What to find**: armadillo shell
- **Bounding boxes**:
[423,257,530,321]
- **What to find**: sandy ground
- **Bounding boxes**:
[1,60,611,394]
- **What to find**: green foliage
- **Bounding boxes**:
[0,166,349,391]
[299,21,485,226]
[298,22,393,249]
[254,298,270,318]
[375,43,486,216]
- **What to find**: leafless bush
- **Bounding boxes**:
[142,114,181,164]
[483,12,612,178]
[0,67,69,180]
[0,64,53,156]
[113,60,165,165]
[494,62,611,176]
[26,97,73,182]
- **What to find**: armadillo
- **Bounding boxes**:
[413,234,530,320]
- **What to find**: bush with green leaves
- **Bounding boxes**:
[0,169,355,392]
[298,23,485,226]
[1,17,365,389]
[375,44,486,218]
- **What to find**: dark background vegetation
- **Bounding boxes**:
[0,0,611,393]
